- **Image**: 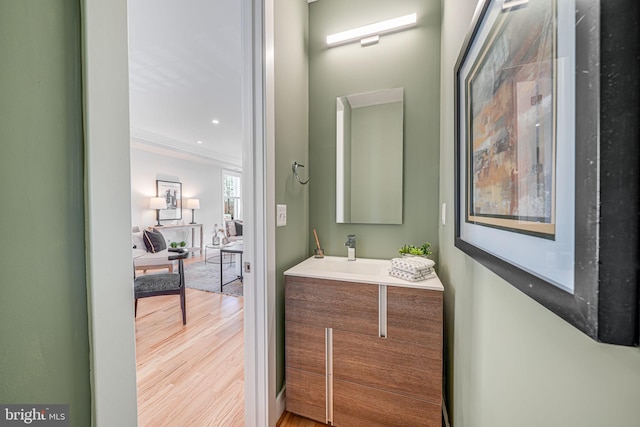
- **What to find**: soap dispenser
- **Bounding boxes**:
[345,234,356,261]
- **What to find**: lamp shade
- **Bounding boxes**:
[150,197,167,210]
[186,199,200,210]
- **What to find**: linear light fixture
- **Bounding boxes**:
[326,13,417,47]
[503,0,529,10]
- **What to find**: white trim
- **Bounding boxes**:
[443,392,451,427]
[265,0,278,419]
[276,386,287,421]
[82,1,138,425]
[243,0,276,426]
[335,98,345,223]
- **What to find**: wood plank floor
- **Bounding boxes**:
[135,254,328,427]
[277,412,328,426]
[136,283,245,426]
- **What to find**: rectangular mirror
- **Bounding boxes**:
[336,87,404,224]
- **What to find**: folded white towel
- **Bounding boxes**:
[391,257,435,275]
[388,268,430,282]
[395,266,433,276]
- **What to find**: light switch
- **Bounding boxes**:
[277,204,287,227]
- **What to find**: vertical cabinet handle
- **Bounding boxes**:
[325,327,333,425]
[379,285,387,338]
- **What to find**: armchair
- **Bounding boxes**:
[134,250,189,325]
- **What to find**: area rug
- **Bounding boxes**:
[184,260,243,297]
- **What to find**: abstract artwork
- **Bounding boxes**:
[454,0,640,345]
[466,0,556,237]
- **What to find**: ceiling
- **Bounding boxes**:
[128,0,243,169]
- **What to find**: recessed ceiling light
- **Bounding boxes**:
[197,140,203,144]
[211,119,220,124]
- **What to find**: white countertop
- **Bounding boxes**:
[284,256,444,292]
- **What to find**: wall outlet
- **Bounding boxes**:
[277,204,287,227]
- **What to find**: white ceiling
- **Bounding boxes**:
[128,0,243,168]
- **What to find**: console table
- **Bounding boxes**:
[151,224,203,256]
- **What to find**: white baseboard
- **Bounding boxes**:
[276,385,286,421]
[443,392,451,427]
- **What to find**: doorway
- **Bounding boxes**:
[82,0,275,425]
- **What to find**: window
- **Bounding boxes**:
[223,171,242,220]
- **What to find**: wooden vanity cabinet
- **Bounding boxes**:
[285,275,443,426]
[285,322,326,421]
[285,276,379,424]
[285,276,379,335]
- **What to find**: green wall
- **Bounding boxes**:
[0,1,91,425]
[309,0,442,260]
[439,1,640,426]
[274,0,309,394]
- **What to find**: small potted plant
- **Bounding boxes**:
[179,241,187,248]
[170,241,178,249]
[398,242,432,258]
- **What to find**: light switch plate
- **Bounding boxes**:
[277,204,287,227]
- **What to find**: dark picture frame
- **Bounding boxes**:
[454,0,639,346]
[156,180,182,221]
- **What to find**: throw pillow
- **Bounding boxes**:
[132,231,145,250]
[143,229,167,253]
[234,221,243,236]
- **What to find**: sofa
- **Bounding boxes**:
[132,226,177,273]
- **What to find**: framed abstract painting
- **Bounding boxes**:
[454,0,639,345]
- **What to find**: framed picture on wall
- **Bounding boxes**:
[157,180,182,221]
[454,0,639,345]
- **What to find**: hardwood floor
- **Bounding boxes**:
[277,412,328,427]
[135,254,328,427]
[136,280,244,426]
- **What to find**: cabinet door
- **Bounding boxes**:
[332,329,441,403]
[285,368,326,424]
[387,286,443,348]
[285,276,378,336]
[333,379,441,427]
[285,321,325,375]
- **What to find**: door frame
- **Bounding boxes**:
[81,0,275,425]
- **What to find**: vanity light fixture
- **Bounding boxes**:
[503,0,529,10]
[211,119,220,124]
[326,13,417,47]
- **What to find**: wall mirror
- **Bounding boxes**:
[336,87,404,224]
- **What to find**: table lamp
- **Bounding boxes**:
[150,197,167,226]
[186,198,200,224]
